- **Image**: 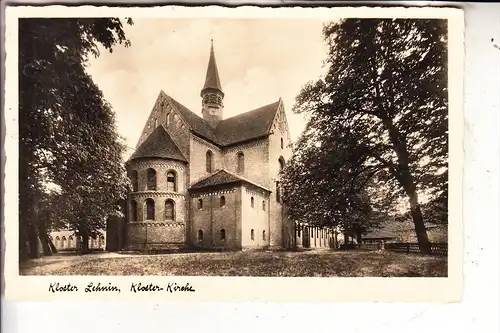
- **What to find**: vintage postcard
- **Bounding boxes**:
[3,5,464,302]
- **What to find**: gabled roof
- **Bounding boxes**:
[128,125,187,163]
[166,96,220,144]
[161,91,281,147]
[363,229,397,240]
[215,101,280,146]
[189,169,270,192]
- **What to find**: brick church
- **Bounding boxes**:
[122,41,295,250]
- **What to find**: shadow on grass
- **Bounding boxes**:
[21,247,448,277]
[117,246,318,255]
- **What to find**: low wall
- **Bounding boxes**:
[127,222,185,249]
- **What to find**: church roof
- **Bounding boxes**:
[189,169,271,192]
[215,101,280,146]
[201,40,223,95]
[128,125,187,162]
[161,92,281,147]
[362,229,397,240]
[167,97,220,144]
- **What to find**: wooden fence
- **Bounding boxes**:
[339,243,381,251]
[429,243,448,256]
[339,242,448,256]
[385,242,448,256]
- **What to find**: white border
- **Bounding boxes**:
[4,5,464,302]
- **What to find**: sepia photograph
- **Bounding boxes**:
[5,6,462,294]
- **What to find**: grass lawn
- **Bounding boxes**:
[20,249,447,277]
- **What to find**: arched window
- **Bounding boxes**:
[145,198,155,220]
[236,152,245,173]
[131,200,138,221]
[206,150,213,173]
[262,230,266,241]
[61,236,67,249]
[281,138,284,149]
[166,112,170,126]
[197,198,203,210]
[298,228,301,237]
[198,230,204,241]
[146,168,157,191]
[220,229,226,241]
[262,200,266,211]
[130,170,138,192]
[251,229,255,241]
[165,200,175,220]
[101,235,106,247]
[167,171,177,192]
[276,181,281,203]
[220,196,226,207]
[278,156,285,172]
[55,236,60,248]
[68,236,74,248]
[251,197,254,208]
[154,118,158,128]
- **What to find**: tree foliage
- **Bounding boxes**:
[281,131,379,237]
[282,19,448,254]
[19,18,133,258]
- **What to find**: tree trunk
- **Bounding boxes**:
[37,224,54,256]
[384,119,431,254]
[19,223,29,261]
[27,222,41,258]
[49,237,58,254]
[39,233,53,256]
[407,188,431,254]
[81,230,89,255]
[356,230,362,244]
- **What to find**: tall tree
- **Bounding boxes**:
[282,127,379,238]
[286,19,448,254]
[19,18,133,258]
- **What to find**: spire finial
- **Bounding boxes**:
[210,38,214,52]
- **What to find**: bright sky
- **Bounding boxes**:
[86,18,330,159]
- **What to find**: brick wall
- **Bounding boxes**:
[295,225,335,249]
[240,185,270,248]
[190,186,242,250]
[127,222,185,245]
[126,159,187,246]
[163,105,190,160]
[222,139,269,188]
[128,159,187,193]
[49,229,106,250]
[189,136,223,184]
[129,96,296,250]
[267,101,293,248]
[136,93,190,160]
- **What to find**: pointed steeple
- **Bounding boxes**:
[201,39,224,128]
[201,39,223,96]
